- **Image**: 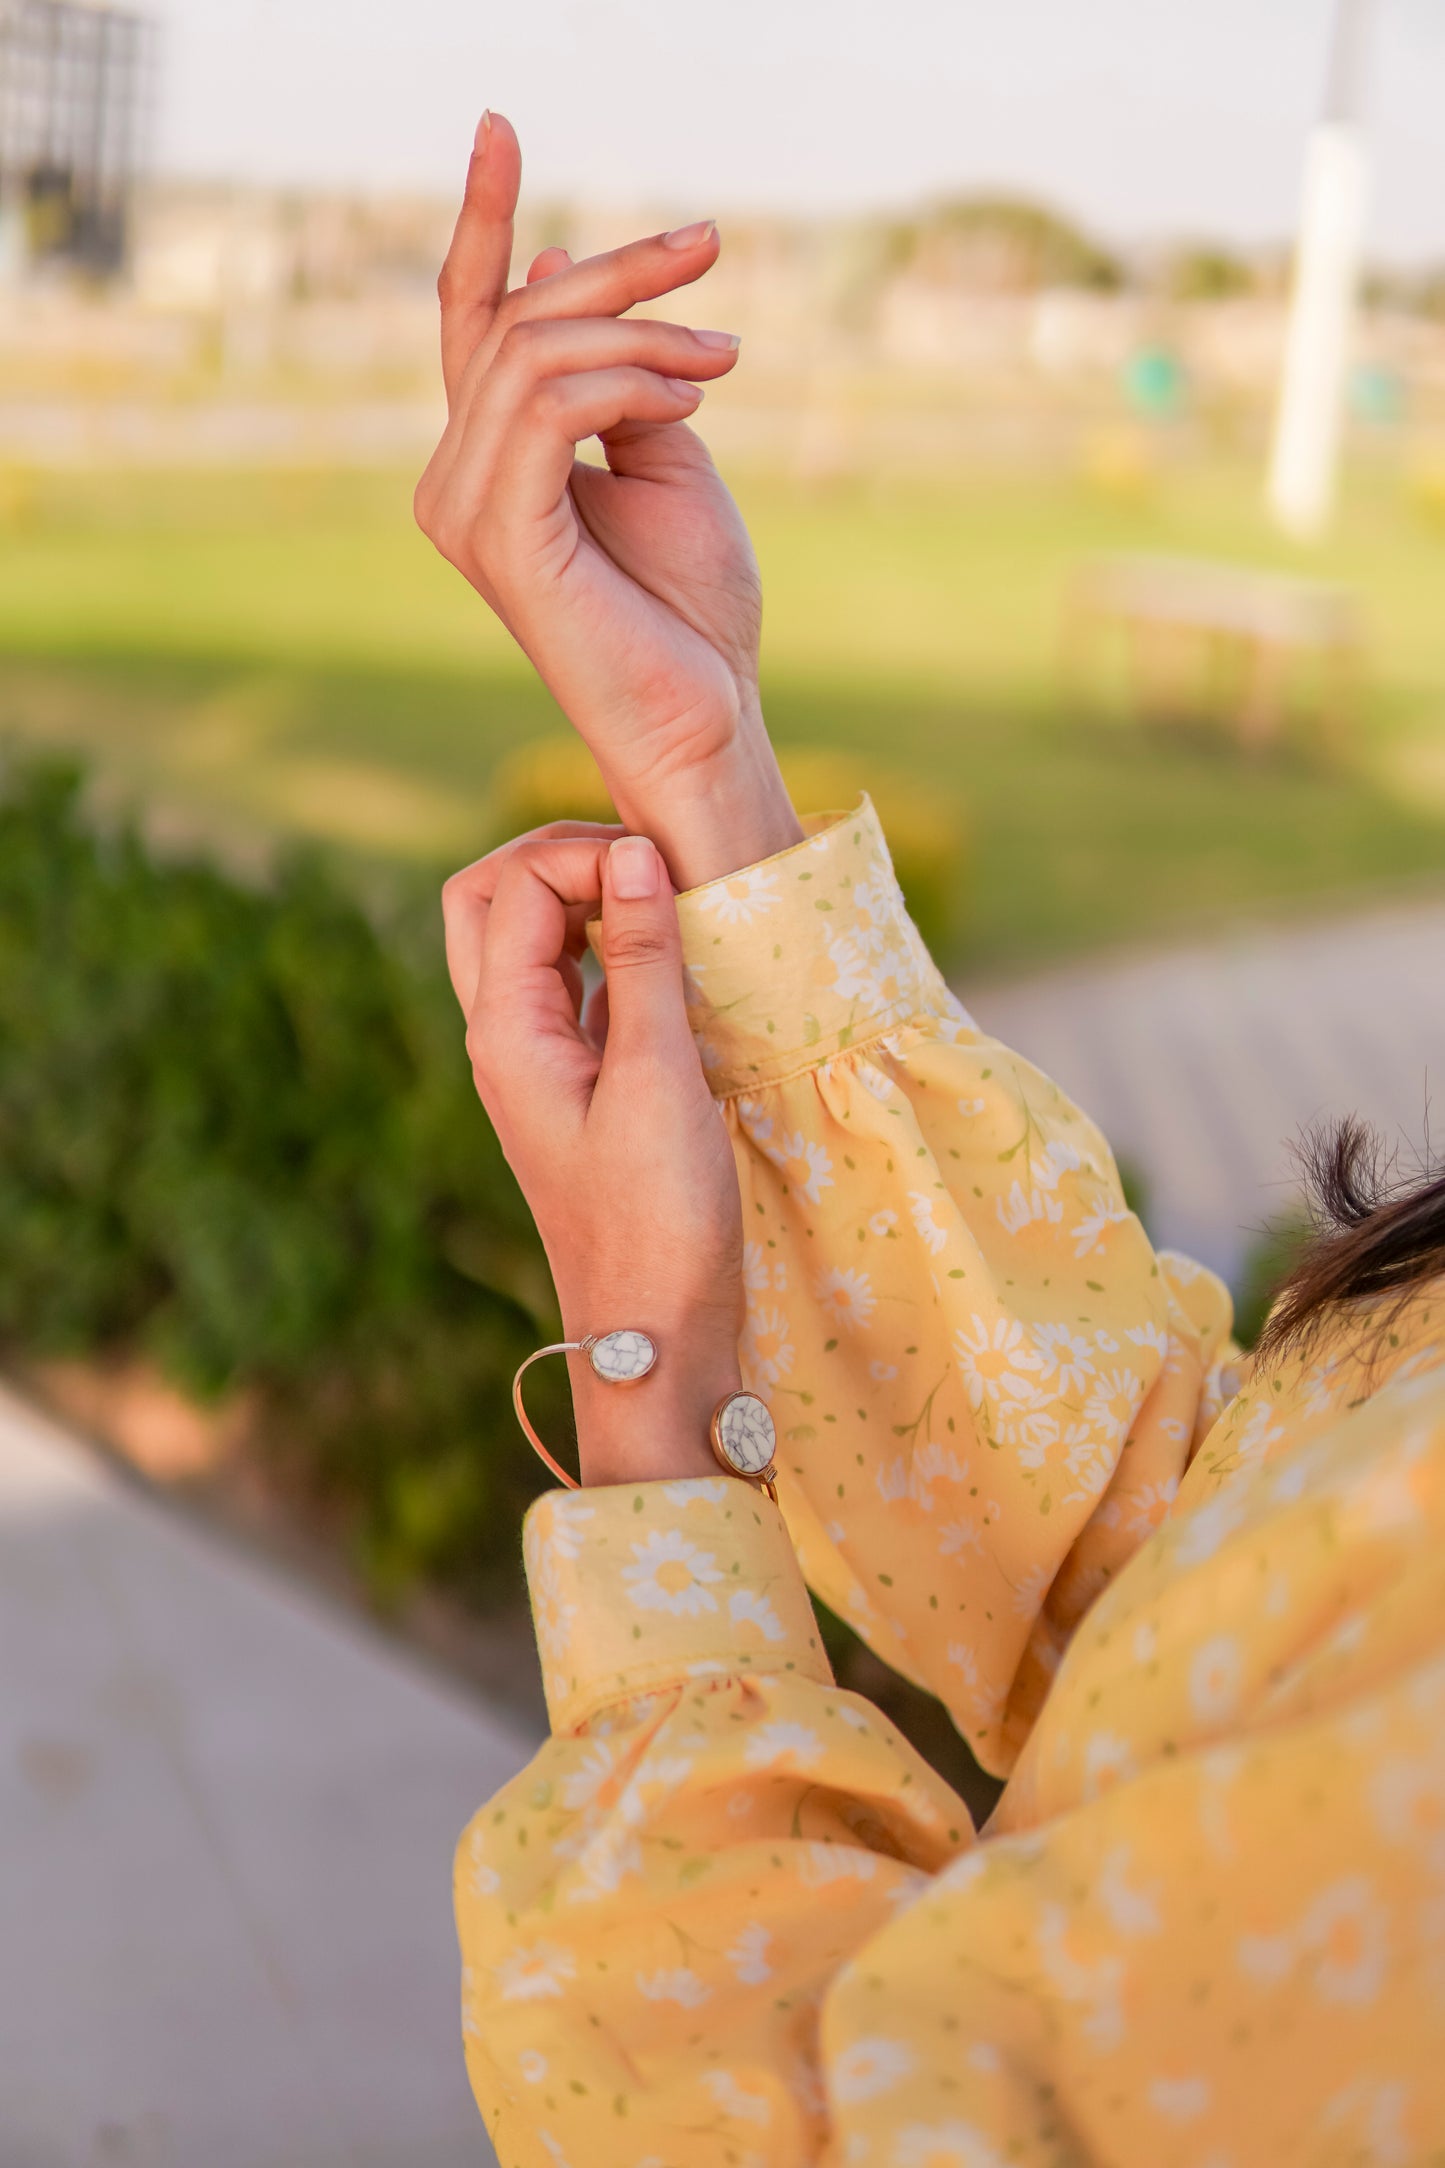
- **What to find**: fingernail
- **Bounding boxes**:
[692,328,740,350]
[474,109,492,152]
[666,377,704,400]
[609,836,660,899]
[663,218,718,251]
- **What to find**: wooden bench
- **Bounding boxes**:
[1064,554,1364,753]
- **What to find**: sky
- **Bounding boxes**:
[152,0,1445,262]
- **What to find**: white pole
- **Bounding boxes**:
[1267,0,1374,539]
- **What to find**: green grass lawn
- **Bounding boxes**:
[1,459,1442,970]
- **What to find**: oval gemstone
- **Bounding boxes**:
[588,1329,657,1384]
[714,1392,776,1477]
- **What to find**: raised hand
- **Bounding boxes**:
[415,112,802,890]
[442,821,745,1486]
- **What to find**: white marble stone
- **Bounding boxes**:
[714,1392,776,1477]
[587,1330,658,1383]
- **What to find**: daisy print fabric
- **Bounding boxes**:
[458,799,1445,2166]
[677,796,1237,1771]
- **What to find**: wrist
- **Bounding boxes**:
[566,1339,743,1489]
[606,698,804,892]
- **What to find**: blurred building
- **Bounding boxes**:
[0,0,153,280]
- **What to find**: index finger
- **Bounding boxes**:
[442,821,624,1013]
[438,109,523,407]
[498,219,721,341]
[470,837,613,1070]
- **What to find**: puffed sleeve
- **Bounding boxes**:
[456,1476,972,2166]
[669,797,1237,1776]
[460,1367,1445,2165]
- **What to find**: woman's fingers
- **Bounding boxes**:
[438,109,523,407]
[526,246,572,283]
[491,220,720,343]
[441,820,623,1013]
[425,317,737,567]
[488,368,705,530]
[442,220,723,435]
[468,838,616,1108]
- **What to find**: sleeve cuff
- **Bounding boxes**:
[522,1476,834,1734]
[586,795,961,1095]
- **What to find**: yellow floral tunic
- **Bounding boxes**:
[458,798,1445,2167]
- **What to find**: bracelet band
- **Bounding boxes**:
[512,1329,778,1500]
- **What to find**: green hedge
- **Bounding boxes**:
[0,754,566,1603]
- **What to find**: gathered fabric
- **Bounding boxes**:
[459,797,1445,2167]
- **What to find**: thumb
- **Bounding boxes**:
[597,835,693,1068]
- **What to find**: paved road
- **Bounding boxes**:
[0,1383,537,2168]
[968,897,1445,1287]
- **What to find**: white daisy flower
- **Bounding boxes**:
[1305,1878,1390,2005]
[893,2121,1007,2168]
[729,1588,786,1642]
[543,1492,597,1561]
[662,1476,731,1505]
[908,1190,949,1254]
[1071,1201,1131,1258]
[695,866,781,926]
[1030,1321,1096,1398]
[1084,1367,1146,1448]
[701,2070,771,2125]
[743,1720,824,1770]
[854,1058,896,1102]
[1188,1634,1244,1723]
[635,1966,711,2008]
[620,1529,723,1618]
[771,1129,835,1203]
[816,1265,877,1332]
[560,1740,616,1811]
[1081,1731,1136,1801]
[996,1180,1065,1236]
[742,1305,795,1386]
[565,1826,643,1902]
[1033,1137,1083,1190]
[736,1097,774,1146]
[953,1315,1045,1412]
[726,1922,772,1983]
[869,1209,899,1236]
[495,1940,577,2002]
[1123,1479,1178,1539]
[799,1842,878,1888]
[1097,1844,1163,1937]
[831,2035,916,2106]
[1125,1320,1171,1358]
[1010,1561,1053,1617]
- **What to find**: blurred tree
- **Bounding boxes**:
[882,195,1124,295]
[1166,244,1257,303]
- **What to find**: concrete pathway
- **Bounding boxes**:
[968,897,1445,1287]
[0,1382,539,2168]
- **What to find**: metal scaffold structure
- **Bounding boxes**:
[0,0,153,278]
